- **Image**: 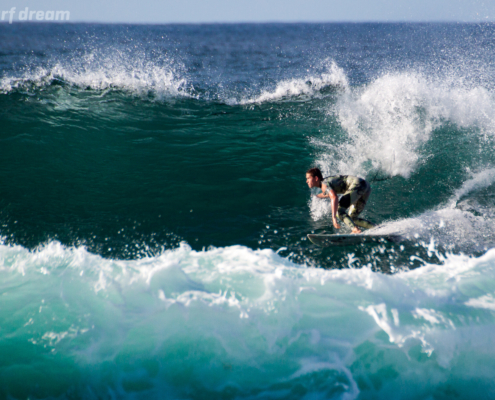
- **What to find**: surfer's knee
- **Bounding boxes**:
[336,207,347,220]
[348,204,358,217]
[337,208,356,228]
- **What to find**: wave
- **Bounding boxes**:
[313,71,495,179]
[310,199,495,253]
[0,51,192,100]
[450,167,495,207]
[1,55,349,106]
[1,241,495,398]
[235,61,348,105]
[365,168,495,251]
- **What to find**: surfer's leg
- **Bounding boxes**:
[336,207,356,229]
[338,188,361,229]
[352,217,375,229]
[348,184,375,229]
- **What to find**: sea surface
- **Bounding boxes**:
[1,22,495,399]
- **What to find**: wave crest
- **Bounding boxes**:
[237,61,348,105]
[315,71,495,179]
[0,52,191,99]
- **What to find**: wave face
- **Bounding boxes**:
[2,22,495,399]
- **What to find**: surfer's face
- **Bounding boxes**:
[306,173,319,188]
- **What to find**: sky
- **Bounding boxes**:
[1,0,495,23]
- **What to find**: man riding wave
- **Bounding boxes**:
[306,167,374,234]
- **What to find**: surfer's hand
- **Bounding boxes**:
[332,218,341,229]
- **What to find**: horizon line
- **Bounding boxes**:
[2,20,494,25]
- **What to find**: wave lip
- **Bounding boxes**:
[0,52,192,99]
[315,71,495,179]
[236,61,348,105]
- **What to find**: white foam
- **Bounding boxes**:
[2,241,495,395]
[450,168,495,207]
[315,71,495,178]
[308,193,332,222]
[0,53,191,99]
[465,294,495,311]
[237,61,348,105]
[372,206,495,252]
[367,166,495,250]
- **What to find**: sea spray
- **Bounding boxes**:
[313,72,495,178]
[238,61,348,105]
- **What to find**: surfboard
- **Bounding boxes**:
[307,233,399,247]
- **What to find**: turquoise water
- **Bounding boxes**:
[1,22,495,399]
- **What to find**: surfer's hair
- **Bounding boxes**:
[306,167,323,181]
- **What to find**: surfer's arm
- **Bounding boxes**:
[316,183,328,198]
[328,189,341,229]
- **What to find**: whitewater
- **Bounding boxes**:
[1,241,495,398]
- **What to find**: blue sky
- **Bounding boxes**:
[2,0,495,23]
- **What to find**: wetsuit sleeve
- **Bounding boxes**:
[324,178,338,194]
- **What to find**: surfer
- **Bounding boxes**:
[306,167,374,234]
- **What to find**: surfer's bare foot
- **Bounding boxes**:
[351,227,362,234]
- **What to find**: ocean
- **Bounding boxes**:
[1,22,495,399]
